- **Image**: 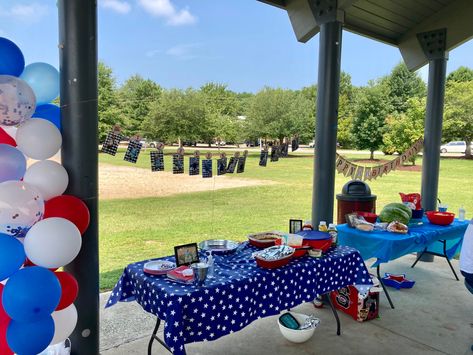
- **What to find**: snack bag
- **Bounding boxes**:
[399,193,421,210]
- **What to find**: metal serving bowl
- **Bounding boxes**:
[198,239,240,255]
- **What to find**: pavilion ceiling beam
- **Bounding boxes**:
[398,0,473,71]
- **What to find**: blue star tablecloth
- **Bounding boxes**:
[338,218,468,266]
[107,243,372,355]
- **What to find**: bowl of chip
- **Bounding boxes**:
[278,312,320,343]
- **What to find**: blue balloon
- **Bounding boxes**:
[33,104,61,130]
[2,267,61,321]
[0,234,25,282]
[20,63,59,105]
[0,38,25,77]
[7,316,54,355]
[0,144,26,183]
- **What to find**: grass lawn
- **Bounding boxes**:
[99,149,473,290]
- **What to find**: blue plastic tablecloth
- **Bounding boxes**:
[338,218,468,266]
[107,243,372,355]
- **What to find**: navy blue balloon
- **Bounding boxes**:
[7,316,54,355]
[0,38,25,77]
[2,267,61,322]
[32,104,61,130]
[0,234,25,282]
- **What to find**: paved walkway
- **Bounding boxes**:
[100,255,472,355]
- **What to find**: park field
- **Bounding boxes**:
[98,149,473,290]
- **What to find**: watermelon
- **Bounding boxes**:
[379,203,412,225]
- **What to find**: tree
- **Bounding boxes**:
[246,88,314,145]
[444,81,473,159]
[384,63,426,113]
[351,83,391,159]
[199,83,239,146]
[447,66,473,83]
[98,62,124,142]
[337,72,356,148]
[119,75,161,138]
[383,98,425,164]
[142,89,205,145]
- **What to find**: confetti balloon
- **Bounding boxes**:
[23,160,69,201]
[0,181,44,239]
[0,75,36,126]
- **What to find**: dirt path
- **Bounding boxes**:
[99,163,275,200]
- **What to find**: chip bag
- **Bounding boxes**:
[399,193,421,210]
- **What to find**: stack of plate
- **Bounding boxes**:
[143,260,176,275]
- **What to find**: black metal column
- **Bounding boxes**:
[421,58,447,211]
[418,29,447,263]
[58,1,99,354]
[312,20,343,226]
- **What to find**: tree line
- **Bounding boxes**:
[98,62,473,159]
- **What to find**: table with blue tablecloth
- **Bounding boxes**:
[107,243,372,355]
[338,218,468,308]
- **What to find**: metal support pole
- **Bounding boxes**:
[417,28,448,263]
[312,20,343,226]
[58,1,99,354]
[421,58,447,212]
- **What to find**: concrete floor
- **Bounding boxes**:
[100,255,473,355]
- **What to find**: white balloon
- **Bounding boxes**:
[24,217,82,269]
[24,160,69,201]
[0,181,44,238]
[50,304,78,345]
[16,118,62,160]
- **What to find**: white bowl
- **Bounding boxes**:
[278,312,320,343]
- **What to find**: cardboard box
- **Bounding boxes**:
[330,277,381,322]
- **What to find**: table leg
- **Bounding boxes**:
[442,240,459,281]
[411,249,427,269]
[377,265,395,309]
[323,293,341,336]
[148,317,173,355]
[411,241,459,281]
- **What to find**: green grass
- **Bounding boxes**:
[99,150,473,290]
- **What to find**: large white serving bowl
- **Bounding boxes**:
[278,312,320,343]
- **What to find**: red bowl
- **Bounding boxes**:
[356,211,378,223]
[247,233,281,248]
[292,246,310,258]
[425,211,455,226]
[302,239,332,252]
[255,254,293,269]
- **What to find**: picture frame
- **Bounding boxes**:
[289,219,303,234]
[174,243,200,267]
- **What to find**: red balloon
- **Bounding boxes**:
[44,195,90,235]
[0,285,13,355]
[0,127,16,147]
[55,271,79,311]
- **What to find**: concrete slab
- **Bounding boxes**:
[100,255,473,355]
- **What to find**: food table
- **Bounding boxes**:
[337,218,468,308]
[107,243,372,355]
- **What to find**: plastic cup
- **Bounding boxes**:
[438,204,448,212]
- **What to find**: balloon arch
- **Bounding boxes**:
[0,37,90,354]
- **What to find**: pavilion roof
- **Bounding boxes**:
[258,0,473,70]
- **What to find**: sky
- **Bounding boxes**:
[1,0,473,92]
